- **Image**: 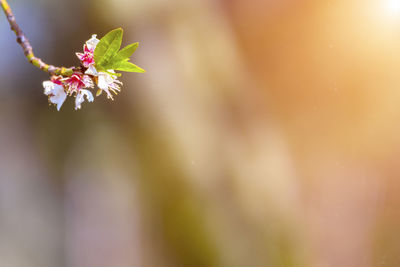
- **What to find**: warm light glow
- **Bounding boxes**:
[370,0,400,30]
[384,0,400,18]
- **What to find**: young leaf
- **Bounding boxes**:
[94,28,123,69]
[102,57,129,70]
[114,61,145,73]
[115,43,139,61]
[100,43,139,70]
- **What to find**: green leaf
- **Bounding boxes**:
[98,43,139,70]
[115,43,139,61]
[103,58,127,70]
[105,70,122,77]
[101,43,139,70]
[94,28,123,70]
[114,61,145,73]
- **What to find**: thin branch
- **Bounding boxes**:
[0,0,77,76]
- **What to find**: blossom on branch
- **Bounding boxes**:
[1,1,147,111]
[86,34,100,51]
[43,77,67,111]
[75,89,94,110]
[97,71,123,100]
[76,45,95,68]
[43,28,144,111]
[76,34,100,76]
[63,74,94,95]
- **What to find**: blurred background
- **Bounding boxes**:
[1,0,400,266]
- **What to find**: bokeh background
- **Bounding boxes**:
[2,0,400,266]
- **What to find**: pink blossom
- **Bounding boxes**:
[76,35,100,71]
[63,74,94,95]
[76,45,95,68]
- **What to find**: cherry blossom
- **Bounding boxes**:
[75,89,94,110]
[76,35,100,76]
[63,73,94,95]
[43,76,67,111]
[97,71,123,100]
[76,45,94,68]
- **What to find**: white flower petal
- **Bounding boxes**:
[97,72,109,90]
[86,34,100,51]
[50,91,67,111]
[43,81,55,95]
[75,89,94,110]
[85,65,98,76]
[96,71,122,100]
[83,75,94,88]
[81,89,94,102]
[43,81,67,111]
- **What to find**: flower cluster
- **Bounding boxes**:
[42,29,144,111]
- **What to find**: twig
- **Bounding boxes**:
[0,0,76,76]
